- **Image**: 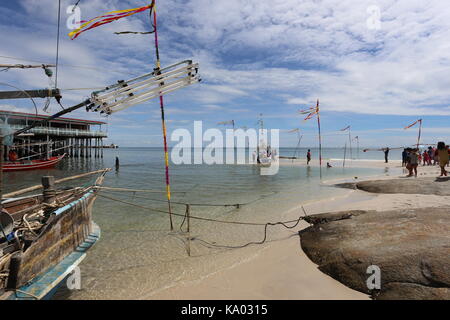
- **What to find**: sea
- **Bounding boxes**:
[2,147,401,299]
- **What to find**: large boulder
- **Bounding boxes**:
[299,208,450,299]
[336,177,450,196]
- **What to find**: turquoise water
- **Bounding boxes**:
[3,147,390,299]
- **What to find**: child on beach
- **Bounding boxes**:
[437,142,449,176]
[306,149,311,165]
[406,148,419,177]
[423,150,430,166]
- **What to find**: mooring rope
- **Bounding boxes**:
[98,189,243,208]
[97,193,268,226]
[97,193,309,250]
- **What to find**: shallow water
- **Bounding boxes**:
[3,147,389,299]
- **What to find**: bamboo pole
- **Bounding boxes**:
[186,204,191,256]
[417,119,422,149]
[316,99,322,179]
[3,168,111,199]
[343,143,347,168]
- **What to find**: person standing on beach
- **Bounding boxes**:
[383,147,390,163]
[423,150,430,166]
[306,149,311,165]
[433,147,439,165]
[437,142,449,176]
[407,148,419,177]
[402,149,408,167]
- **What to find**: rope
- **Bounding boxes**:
[193,216,304,249]
[97,192,305,227]
[94,186,186,194]
[97,193,309,251]
[72,0,81,12]
[103,187,276,207]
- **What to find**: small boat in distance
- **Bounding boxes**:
[2,154,65,172]
[256,114,275,167]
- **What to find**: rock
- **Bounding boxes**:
[299,208,450,300]
[336,177,450,196]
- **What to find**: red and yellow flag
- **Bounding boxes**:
[68,2,154,40]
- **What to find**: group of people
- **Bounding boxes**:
[401,142,450,177]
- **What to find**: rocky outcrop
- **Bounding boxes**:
[336,177,450,196]
[299,208,450,300]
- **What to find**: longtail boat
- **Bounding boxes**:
[0,169,109,300]
[2,154,66,172]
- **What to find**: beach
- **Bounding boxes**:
[5,149,445,300]
[148,159,449,300]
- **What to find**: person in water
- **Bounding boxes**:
[306,149,311,165]
[437,141,449,176]
[327,162,332,168]
[383,147,390,163]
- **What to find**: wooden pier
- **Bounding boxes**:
[0,110,107,161]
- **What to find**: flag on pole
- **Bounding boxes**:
[218,120,235,126]
[68,2,155,40]
[288,128,300,133]
[404,119,422,130]
[299,106,318,121]
[340,125,350,131]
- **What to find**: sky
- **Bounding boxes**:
[1,0,450,148]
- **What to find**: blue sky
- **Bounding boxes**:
[1,0,450,147]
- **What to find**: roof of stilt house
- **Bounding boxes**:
[0,110,106,125]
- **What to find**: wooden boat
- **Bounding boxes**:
[2,154,66,172]
[0,169,109,300]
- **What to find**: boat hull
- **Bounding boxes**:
[2,154,65,172]
[0,188,100,300]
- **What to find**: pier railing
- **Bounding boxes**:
[10,125,107,138]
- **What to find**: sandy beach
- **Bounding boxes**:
[148,159,449,300]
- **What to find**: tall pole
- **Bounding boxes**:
[356,136,359,159]
[153,0,173,231]
[316,99,322,178]
[343,142,347,168]
[348,127,352,160]
[417,119,422,149]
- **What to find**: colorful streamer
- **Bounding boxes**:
[299,100,322,177]
[404,119,423,148]
[404,119,421,130]
[68,2,154,40]
[299,106,318,121]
